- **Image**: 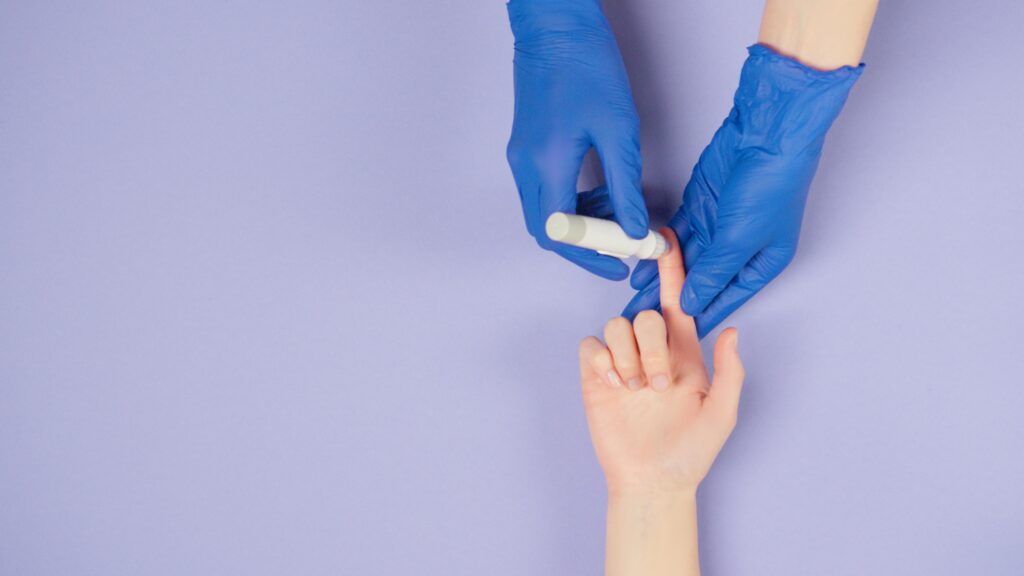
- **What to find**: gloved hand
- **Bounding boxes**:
[506,0,648,280]
[624,45,863,337]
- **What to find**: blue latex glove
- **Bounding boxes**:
[506,0,648,280]
[624,45,863,336]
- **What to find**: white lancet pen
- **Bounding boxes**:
[545,212,668,260]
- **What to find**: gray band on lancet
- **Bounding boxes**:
[546,212,587,244]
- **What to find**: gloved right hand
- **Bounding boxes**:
[506,0,649,280]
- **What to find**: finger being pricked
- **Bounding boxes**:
[656,227,703,369]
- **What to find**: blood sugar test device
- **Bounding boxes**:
[545,212,668,260]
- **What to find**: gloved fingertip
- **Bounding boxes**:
[622,280,660,320]
[589,257,631,282]
[629,261,656,290]
[680,283,704,316]
[696,319,714,340]
[622,297,656,321]
[603,267,630,282]
[695,305,728,339]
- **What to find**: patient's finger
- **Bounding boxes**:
[633,310,671,392]
[604,317,644,390]
[579,336,621,389]
[656,228,701,365]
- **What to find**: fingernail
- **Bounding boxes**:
[606,371,623,388]
[627,378,642,391]
[651,375,670,391]
[732,331,740,351]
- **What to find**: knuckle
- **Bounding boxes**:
[614,360,641,376]
[596,351,615,371]
[506,139,547,176]
[579,338,614,368]
[641,351,670,368]
[505,138,528,170]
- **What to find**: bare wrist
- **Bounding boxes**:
[757,0,878,70]
[605,489,700,576]
[608,487,698,513]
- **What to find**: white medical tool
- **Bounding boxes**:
[545,212,668,260]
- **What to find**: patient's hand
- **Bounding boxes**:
[579,228,745,496]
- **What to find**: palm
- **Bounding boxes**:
[582,352,719,491]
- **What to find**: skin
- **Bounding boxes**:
[579,228,744,576]
[758,0,879,69]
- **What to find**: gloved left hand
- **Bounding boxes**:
[624,45,864,337]
[506,0,648,280]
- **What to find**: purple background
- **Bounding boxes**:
[2,1,1023,574]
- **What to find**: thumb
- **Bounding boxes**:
[595,133,648,239]
[705,328,744,432]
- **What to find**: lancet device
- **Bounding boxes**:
[545,212,668,260]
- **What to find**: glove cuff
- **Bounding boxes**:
[507,0,607,42]
[731,44,865,155]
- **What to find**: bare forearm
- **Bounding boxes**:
[758,0,879,69]
[605,491,700,576]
